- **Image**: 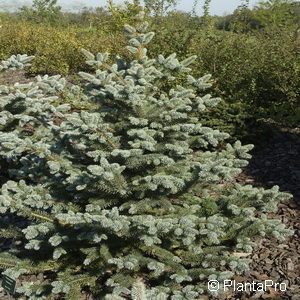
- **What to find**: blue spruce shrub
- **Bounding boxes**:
[0,12,293,300]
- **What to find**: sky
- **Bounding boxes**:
[0,0,261,15]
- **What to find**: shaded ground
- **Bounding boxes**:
[0,69,34,85]
[226,126,300,300]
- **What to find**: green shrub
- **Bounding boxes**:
[148,11,199,58]
[0,19,126,75]
[253,0,298,30]
[105,0,144,32]
[189,28,300,126]
[19,0,63,26]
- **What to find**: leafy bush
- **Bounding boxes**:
[106,0,144,32]
[0,19,126,75]
[253,0,298,30]
[0,13,292,299]
[189,28,300,127]
[148,11,199,58]
[19,0,63,26]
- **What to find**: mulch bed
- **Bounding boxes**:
[223,127,300,300]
